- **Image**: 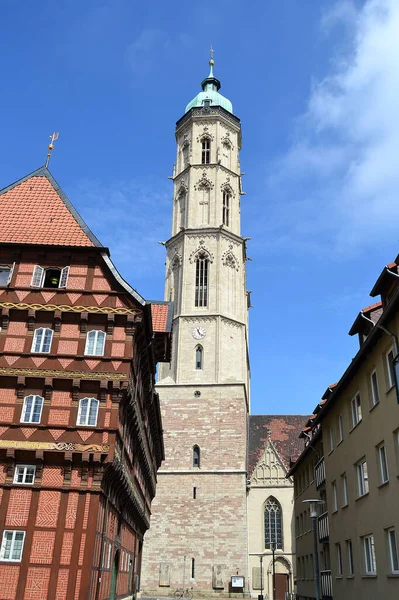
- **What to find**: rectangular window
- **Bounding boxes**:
[77,398,99,427]
[13,465,36,485]
[193,486,197,499]
[21,395,44,424]
[356,459,369,496]
[346,539,354,575]
[329,427,334,453]
[386,347,395,388]
[0,530,26,561]
[0,264,14,287]
[377,443,389,483]
[338,414,343,443]
[31,327,53,353]
[201,139,210,164]
[388,528,399,574]
[341,473,348,507]
[336,543,343,576]
[107,543,112,569]
[195,256,208,307]
[363,534,376,575]
[351,393,362,427]
[191,557,195,578]
[370,371,380,407]
[332,481,338,512]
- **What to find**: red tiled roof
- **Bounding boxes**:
[0,168,101,247]
[362,301,382,313]
[248,415,308,475]
[151,303,171,333]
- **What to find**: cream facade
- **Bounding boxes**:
[289,259,399,600]
[141,61,250,595]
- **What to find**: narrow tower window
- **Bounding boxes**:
[264,497,283,550]
[201,138,210,164]
[193,446,200,468]
[195,254,208,307]
[191,558,195,578]
[222,191,230,226]
[195,345,203,370]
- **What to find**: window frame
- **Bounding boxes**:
[346,539,354,576]
[363,534,376,575]
[386,347,395,388]
[193,445,200,468]
[377,443,389,484]
[356,458,369,497]
[31,327,53,354]
[332,481,338,512]
[351,393,362,428]
[264,496,283,550]
[328,426,334,453]
[195,254,209,308]
[76,397,99,427]
[195,345,203,370]
[13,465,36,485]
[0,263,14,287]
[338,414,344,443]
[0,530,26,562]
[336,543,343,577]
[31,265,69,289]
[370,370,380,407]
[388,528,399,574]
[201,138,210,164]
[84,330,106,356]
[20,395,44,424]
[222,191,230,227]
[341,473,348,507]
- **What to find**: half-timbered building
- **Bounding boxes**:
[0,166,171,600]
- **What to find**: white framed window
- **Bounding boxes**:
[13,465,36,485]
[0,530,26,561]
[377,443,389,484]
[351,393,362,428]
[356,459,369,497]
[336,543,343,576]
[31,265,69,289]
[386,347,395,388]
[346,539,354,575]
[84,330,106,356]
[328,427,334,453]
[0,263,14,287]
[338,414,343,443]
[21,395,44,424]
[31,327,53,353]
[77,397,99,427]
[107,542,112,569]
[387,528,399,574]
[341,473,348,507]
[363,534,376,575]
[332,481,338,512]
[370,371,380,407]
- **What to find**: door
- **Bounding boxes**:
[109,549,120,600]
[275,573,288,600]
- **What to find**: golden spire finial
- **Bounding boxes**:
[45,132,59,168]
[209,45,214,67]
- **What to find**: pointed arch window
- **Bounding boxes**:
[201,138,210,164]
[195,345,203,370]
[193,445,200,468]
[182,143,189,170]
[195,254,209,307]
[264,497,283,550]
[222,191,230,227]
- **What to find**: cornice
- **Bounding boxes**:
[165,226,246,248]
[0,300,140,316]
[0,366,127,381]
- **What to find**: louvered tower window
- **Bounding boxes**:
[264,497,283,549]
[201,139,210,164]
[222,191,230,226]
[195,254,208,307]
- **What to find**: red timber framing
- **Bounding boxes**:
[0,167,171,600]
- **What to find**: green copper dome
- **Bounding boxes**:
[185,62,233,114]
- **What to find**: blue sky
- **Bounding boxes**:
[1,0,399,415]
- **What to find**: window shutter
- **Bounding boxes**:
[59,266,70,288]
[6,263,15,286]
[31,266,44,287]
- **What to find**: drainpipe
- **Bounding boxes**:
[95,496,109,600]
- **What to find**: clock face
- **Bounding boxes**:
[192,326,206,340]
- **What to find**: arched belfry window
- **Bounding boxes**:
[193,445,200,468]
[195,345,203,370]
[222,191,230,227]
[195,253,209,307]
[264,497,283,550]
[201,138,210,164]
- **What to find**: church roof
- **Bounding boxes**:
[0,166,102,247]
[248,415,308,475]
[185,61,233,114]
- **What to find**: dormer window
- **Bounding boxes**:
[31,265,69,289]
[203,99,211,108]
[201,139,210,164]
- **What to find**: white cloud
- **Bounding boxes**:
[269,0,399,253]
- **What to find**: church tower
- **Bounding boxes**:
[141,56,250,595]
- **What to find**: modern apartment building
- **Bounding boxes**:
[288,257,399,600]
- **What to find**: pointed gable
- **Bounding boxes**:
[0,167,102,247]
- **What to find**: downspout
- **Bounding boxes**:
[95,496,109,600]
